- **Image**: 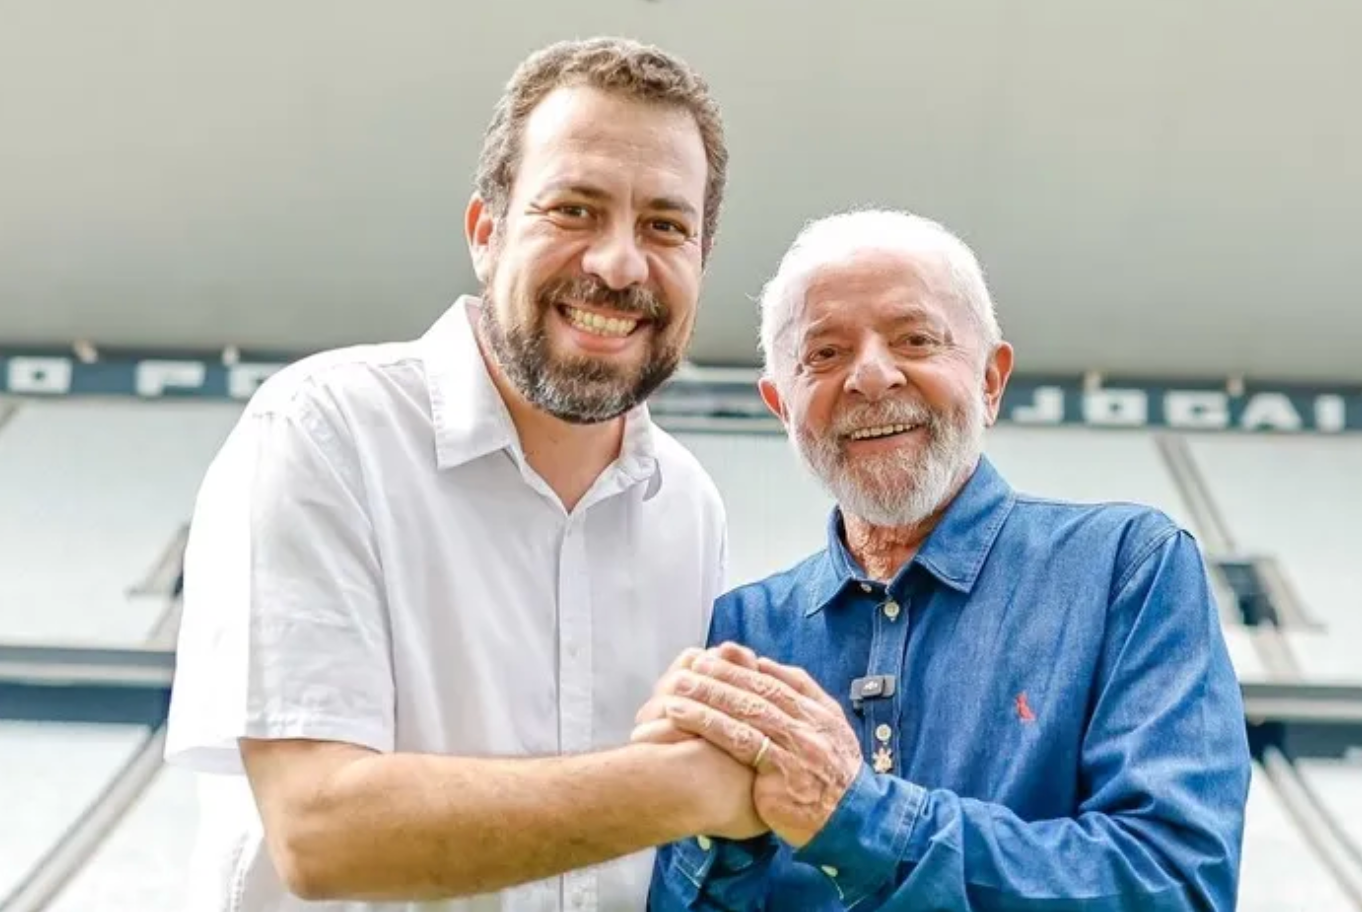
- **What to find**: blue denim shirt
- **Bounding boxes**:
[649,455,1250,911]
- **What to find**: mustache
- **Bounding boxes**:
[538,276,667,324]
[832,399,938,437]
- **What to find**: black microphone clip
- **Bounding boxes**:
[850,674,897,713]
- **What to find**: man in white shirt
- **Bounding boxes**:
[165,37,761,912]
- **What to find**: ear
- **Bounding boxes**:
[465,193,498,284]
[981,341,1015,426]
[758,376,788,424]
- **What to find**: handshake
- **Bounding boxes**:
[630,643,866,850]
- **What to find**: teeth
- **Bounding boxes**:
[849,424,917,440]
[564,306,638,338]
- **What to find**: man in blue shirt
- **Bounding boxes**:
[638,209,1251,910]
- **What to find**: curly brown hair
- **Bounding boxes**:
[474,37,729,262]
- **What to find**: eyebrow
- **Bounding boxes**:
[538,182,699,220]
[800,307,948,342]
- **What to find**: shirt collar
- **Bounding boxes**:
[808,454,1016,614]
[421,296,662,496]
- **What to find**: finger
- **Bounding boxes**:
[663,696,783,769]
[690,654,812,721]
[667,647,706,676]
[634,695,671,726]
[755,657,842,713]
[630,718,694,745]
[672,668,796,743]
[711,641,759,670]
[646,648,708,705]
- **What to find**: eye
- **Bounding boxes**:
[646,218,693,244]
[552,204,592,220]
[901,332,935,349]
[806,346,839,365]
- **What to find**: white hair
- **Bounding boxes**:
[757,208,1002,384]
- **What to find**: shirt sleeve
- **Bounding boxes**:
[790,528,1252,911]
[649,834,780,911]
[164,392,394,774]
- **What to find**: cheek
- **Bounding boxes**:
[498,231,569,297]
[795,385,839,437]
[909,368,970,412]
[656,255,702,323]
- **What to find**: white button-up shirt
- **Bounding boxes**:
[165,297,728,912]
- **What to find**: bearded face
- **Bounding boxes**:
[788,381,987,528]
[479,268,688,426]
[466,84,709,426]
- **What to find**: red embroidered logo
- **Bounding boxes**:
[1014,692,1036,723]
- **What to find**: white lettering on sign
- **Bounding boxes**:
[1010,386,1065,424]
[227,363,282,400]
[1240,393,1302,432]
[7,357,73,394]
[1083,389,1148,426]
[1315,395,1346,434]
[135,360,207,397]
[1165,391,1230,429]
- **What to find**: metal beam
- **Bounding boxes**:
[0,644,174,685]
[1242,681,1362,725]
[0,644,174,726]
[0,681,170,727]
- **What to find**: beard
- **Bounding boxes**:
[479,272,683,425]
[790,387,987,529]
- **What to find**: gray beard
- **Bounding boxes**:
[790,393,986,529]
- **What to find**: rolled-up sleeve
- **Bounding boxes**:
[164,391,394,774]
[793,529,1251,910]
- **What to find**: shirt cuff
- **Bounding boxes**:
[671,832,778,883]
[793,764,926,905]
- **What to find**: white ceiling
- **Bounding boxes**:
[1,0,1359,380]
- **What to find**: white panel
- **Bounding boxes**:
[48,765,199,912]
[1222,626,1268,684]
[674,432,833,588]
[1238,763,1355,911]
[1295,758,1362,853]
[0,400,242,644]
[1188,434,1362,652]
[0,722,146,898]
[1280,631,1362,685]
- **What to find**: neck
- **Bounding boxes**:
[841,461,977,581]
[842,512,936,582]
[474,320,624,512]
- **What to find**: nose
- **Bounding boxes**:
[845,338,907,401]
[581,223,650,291]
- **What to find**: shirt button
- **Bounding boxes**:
[875,723,892,742]
[696,835,713,851]
[821,865,839,878]
[883,600,901,620]
[859,582,873,593]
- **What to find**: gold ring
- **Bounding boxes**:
[752,735,771,769]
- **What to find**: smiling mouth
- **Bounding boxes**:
[846,423,921,441]
[557,304,645,339]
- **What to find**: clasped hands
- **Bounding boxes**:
[631,643,864,849]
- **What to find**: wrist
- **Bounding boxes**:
[620,740,710,842]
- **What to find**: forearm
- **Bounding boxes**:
[273,741,699,901]
[794,768,1237,911]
